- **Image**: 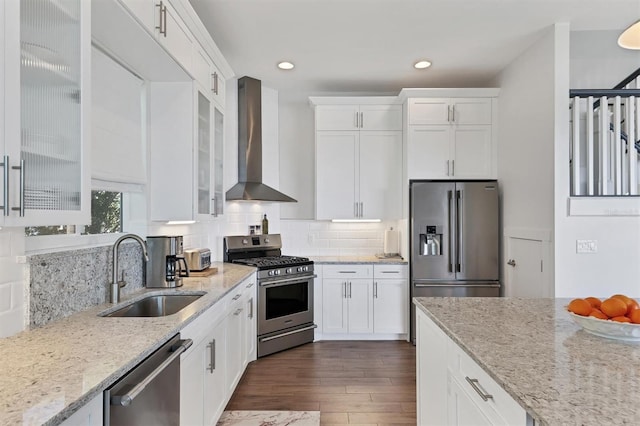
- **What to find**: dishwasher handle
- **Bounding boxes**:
[110,338,192,407]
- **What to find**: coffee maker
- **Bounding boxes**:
[146,236,190,288]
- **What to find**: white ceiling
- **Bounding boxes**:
[189,0,640,93]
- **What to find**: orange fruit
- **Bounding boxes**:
[611,316,631,323]
[589,309,608,320]
[626,299,639,315]
[600,297,628,318]
[585,297,602,309]
[611,294,639,315]
[629,309,640,324]
[567,299,593,316]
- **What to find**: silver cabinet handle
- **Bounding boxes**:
[211,197,218,217]
[355,111,359,129]
[343,282,347,298]
[234,308,243,316]
[259,324,318,342]
[246,282,254,288]
[111,339,192,406]
[212,72,219,95]
[208,339,216,373]
[359,202,363,218]
[232,294,241,300]
[447,190,454,273]
[507,259,516,267]
[381,271,399,274]
[248,298,253,319]
[0,155,8,216]
[451,105,456,122]
[338,271,356,274]
[452,159,455,176]
[155,2,167,37]
[446,160,450,176]
[456,189,462,273]
[348,282,352,298]
[447,105,451,122]
[374,282,378,298]
[465,376,493,401]
[360,112,364,128]
[11,159,24,217]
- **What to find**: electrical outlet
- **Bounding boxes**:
[576,239,597,254]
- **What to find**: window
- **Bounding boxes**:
[25,191,123,236]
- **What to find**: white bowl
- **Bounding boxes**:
[569,312,640,341]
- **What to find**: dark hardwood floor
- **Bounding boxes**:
[225,341,417,425]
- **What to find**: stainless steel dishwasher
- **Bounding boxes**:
[104,334,192,425]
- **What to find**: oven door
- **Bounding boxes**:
[258,275,314,335]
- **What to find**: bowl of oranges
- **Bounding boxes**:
[567,295,640,341]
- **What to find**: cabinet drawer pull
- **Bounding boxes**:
[232,294,241,300]
[208,339,216,373]
[246,282,254,288]
[11,160,24,217]
[465,376,493,401]
[381,271,399,274]
[234,308,243,316]
[338,271,356,274]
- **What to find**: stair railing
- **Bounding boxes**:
[569,69,640,197]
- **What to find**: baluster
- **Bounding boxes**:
[587,96,595,196]
[599,96,609,195]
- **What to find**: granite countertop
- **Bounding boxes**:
[309,255,407,265]
[0,262,255,426]
[414,297,640,426]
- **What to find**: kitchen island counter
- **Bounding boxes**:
[414,297,640,426]
[0,262,256,426]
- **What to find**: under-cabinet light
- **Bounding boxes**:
[166,220,196,225]
[618,20,640,49]
[331,219,382,223]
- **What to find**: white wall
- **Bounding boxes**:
[0,228,26,337]
[570,30,640,89]
[494,26,557,296]
[554,28,640,297]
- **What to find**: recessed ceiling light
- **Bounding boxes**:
[414,60,432,69]
[277,61,295,70]
[618,20,640,50]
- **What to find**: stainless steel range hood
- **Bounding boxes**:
[225,76,296,202]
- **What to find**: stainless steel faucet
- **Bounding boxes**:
[111,234,149,304]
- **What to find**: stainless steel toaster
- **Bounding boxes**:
[184,248,212,272]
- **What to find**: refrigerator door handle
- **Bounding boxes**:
[447,190,453,273]
[456,189,462,273]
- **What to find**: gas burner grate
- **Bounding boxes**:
[233,255,310,268]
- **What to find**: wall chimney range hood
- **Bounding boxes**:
[225,76,297,202]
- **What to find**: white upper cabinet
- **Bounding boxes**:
[315,103,402,131]
[404,92,498,180]
[118,0,193,74]
[1,0,91,226]
[311,97,402,220]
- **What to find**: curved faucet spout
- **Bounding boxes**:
[111,234,149,304]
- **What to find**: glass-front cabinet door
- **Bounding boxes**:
[212,105,224,216]
[2,0,90,226]
[196,91,211,217]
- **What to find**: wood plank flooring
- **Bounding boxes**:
[225,341,416,425]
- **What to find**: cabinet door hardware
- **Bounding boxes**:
[338,271,357,273]
[1,155,8,216]
[348,281,352,298]
[212,72,218,95]
[155,2,167,37]
[447,105,452,122]
[354,111,359,129]
[446,160,450,176]
[232,294,241,300]
[360,112,364,128]
[359,202,363,218]
[208,339,216,373]
[465,376,493,401]
[374,282,378,298]
[248,298,253,319]
[246,282,254,288]
[343,282,347,298]
[451,105,456,122]
[233,308,243,316]
[507,259,516,267]
[382,270,399,274]
[11,160,25,217]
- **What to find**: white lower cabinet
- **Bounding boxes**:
[180,273,257,426]
[59,393,102,426]
[416,308,527,426]
[319,264,407,339]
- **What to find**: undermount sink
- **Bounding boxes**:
[101,293,205,318]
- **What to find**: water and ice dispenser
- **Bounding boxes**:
[419,225,442,256]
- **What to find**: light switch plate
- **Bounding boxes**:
[576,239,597,253]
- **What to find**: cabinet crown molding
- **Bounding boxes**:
[398,88,500,101]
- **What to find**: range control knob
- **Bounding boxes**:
[297,266,303,272]
[286,268,293,274]
[265,238,270,243]
[274,270,281,275]
[242,239,248,245]
[268,270,275,276]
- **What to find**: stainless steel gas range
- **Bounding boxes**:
[223,234,316,358]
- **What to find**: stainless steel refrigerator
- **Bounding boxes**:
[410,180,500,342]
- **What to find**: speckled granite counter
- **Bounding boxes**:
[414,297,640,426]
[0,262,255,426]
[310,256,407,265]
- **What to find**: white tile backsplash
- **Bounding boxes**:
[280,219,399,256]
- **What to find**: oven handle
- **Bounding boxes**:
[259,324,318,342]
[259,275,317,287]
